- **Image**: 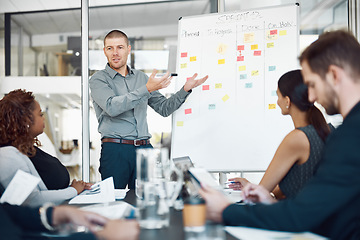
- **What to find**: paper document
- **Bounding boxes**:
[0,170,40,205]
[69,177,115,204]
[115,189,129,200]
[225,226,328,240]
[81,201,134,219]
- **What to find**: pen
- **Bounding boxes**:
[225,181,236,184]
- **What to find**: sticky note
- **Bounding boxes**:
[237,45,245,51]
[245,83,253,88]
[244,33,255,43]
[215,83,222,89]
[181,52,188,58]
[279,30,287,36]
[271,90,277,96]
[254,51,261,56]
[237,56,244,61]
[266,31,278,40]
[239,65,246,71]
[222,94,230,102]
[209,104,216,110]
[218,59,225,65]
[269,66,276,71]
[185,108,192,115]
[181,63,187,69]
[202,85,210,90]
[240,74,247,80]
[251,44,258,50]
[268,104,276,109]
[251,70,259,76]
[216,43,228,54]
[190,56,196,62]
[186,77,192,81]
[177,121,184,126]
[270,29,278,35]
[267,42,274,48]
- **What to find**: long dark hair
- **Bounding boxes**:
[0,89,39,156]
[278,70,330,142]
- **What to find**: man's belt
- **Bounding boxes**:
[101,138,150,146]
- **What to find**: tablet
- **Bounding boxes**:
[188,167,220,188]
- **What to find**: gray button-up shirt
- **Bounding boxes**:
[89,64,190,140]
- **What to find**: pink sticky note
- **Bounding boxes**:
[186,77,192,81]
[237,56,244,61]
[181,52,188,58]
[202,85,210,90]
[270,30,277,35]
[254,51,261,56]
[237,45,244,51]
[185,108,192,114]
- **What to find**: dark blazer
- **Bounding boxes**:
[223,102,360,240]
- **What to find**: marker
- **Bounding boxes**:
[170,73,178,77]
[155,73,177,78]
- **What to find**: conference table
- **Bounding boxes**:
[123,189,237,240]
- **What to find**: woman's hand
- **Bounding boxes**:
[227,177,250,190]
[70,179,86,194]
[241,183,277,205]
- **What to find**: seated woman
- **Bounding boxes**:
[0,89,89,207]
[228,70,332,199]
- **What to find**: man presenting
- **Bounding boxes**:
[90,30,208,189]
[200,30,360,240]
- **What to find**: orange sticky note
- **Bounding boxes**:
[185,108,192,114]
[237,56,244,61]
[218,59,225,64]
[190,56,196,62]
[268,104,276,109]
[202,85,210,90]
[237,45,245,51]
[254,51,261,56]
[270,30,277,35]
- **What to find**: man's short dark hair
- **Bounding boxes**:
[299,30,360,82]
[104,30,129,47]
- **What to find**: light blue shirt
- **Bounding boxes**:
[89,64,190,139]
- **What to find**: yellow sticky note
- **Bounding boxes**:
[239,65,246,71]
[267,42,274,48]
[268,104,276,109]
[244,33,255,43]
[190,56,196,62]
[279,30,287,36]
[251,70,259,76]
[251,44,258,50]
[177,121,184,126]
[215,83,222,89]
[222,94,230,102]
[218,59,225,65]
[181,63,187,69]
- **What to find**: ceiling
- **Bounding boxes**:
[0,0,348,37]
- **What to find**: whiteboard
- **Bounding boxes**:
[171,4,299,172]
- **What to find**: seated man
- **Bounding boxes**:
[200,30,360,240]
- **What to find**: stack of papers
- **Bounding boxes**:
[69,177,116,204]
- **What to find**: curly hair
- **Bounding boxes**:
[0,89,40,156]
